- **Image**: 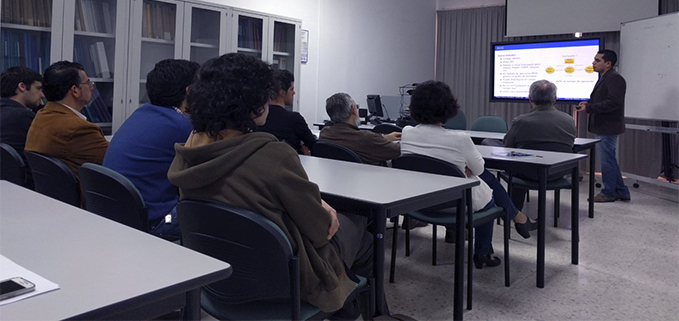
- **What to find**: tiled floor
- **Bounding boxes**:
[200,176,679,320]
[383,177,679,320]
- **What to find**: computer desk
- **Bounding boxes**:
[474,146,587,288]
[450,129,600,219]
[0,181,232,320]
[299,155,478,321]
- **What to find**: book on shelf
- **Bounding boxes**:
[102,2,113,34]
[88,43,101,77]
[142,1,175,40]
[84,94,112,123]
[94,42,112,78]
[1,29,50,73]
[1,0,52,27]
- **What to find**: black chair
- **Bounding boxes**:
[78,163,149,232]
[177,199,373,321]
[371,123,402,134]
[499,141,574,227]
[311,141,363,163]
[24,151,81,207]
[0,143,26,187]
[391,154,510,310]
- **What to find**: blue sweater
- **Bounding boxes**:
[103,103,193,225]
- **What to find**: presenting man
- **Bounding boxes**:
[103,59,198,241]
[25,61,108,180]
[258,69,317,154]
[576,49,630,202]
[320,92,401,166]
[504,79,576,209]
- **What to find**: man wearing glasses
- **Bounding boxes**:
[26,61,108,183]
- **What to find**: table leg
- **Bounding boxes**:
[453,189,467,321]
[183,289,200,320]
[537,168,547,288]
[374,209,388,316]
[589,147,596,218]
[572,165,580,265]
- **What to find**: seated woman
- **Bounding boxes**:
[167,53,373,314]
[400,80,537,268]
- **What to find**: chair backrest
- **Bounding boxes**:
[311,141,363,163]
[470,116,508,133]
[372,123,403,134]
[393,154,465,210]
[24,151,81,207]
[177,200,298,310]
[78,163,149,231]
[392,153,465,178]
[443,110,466,130]
[517,141,574,153]
[0,143,26,186]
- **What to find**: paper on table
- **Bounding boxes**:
[0,254,59,306]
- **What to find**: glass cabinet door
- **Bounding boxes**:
[0,0,54,73]
[234,11,267,61]
[126,0,182,122]
[183,4,227,65]
[66,0,119,133]
[271,20,296,73]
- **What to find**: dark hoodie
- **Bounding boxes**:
[167,132,356,312]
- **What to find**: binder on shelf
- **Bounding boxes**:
[102,2,113,34]
[94,42,111,78]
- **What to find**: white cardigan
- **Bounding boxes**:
[401,124,493,212]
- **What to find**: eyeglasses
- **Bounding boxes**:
[80,79,95,88]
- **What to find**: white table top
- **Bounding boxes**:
[299,155,478,209]
[475,145,588,167]
[0,181,231,320]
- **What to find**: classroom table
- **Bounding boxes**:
[452,129,600,219]
[474,146,587,288]
[0,181,232,320]
[299,155,478,320]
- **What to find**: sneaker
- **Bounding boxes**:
[615,193,631,201]
[592,193,615,202]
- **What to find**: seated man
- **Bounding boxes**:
[1,66,45,188]
[319,92,401,166]
[168,53,373,314]
[258,69,316,154]
[503,79,576,210]
[25,61,108,181]
[103,59,199,241]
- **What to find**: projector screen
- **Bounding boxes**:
[490,38,602,103]
[505,0,658,37]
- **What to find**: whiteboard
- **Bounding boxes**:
[619,13,679,121]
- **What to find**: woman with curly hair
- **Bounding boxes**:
[167,53,373,314]
[400,80,537,269]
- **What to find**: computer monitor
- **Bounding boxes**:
[366,95,384,117]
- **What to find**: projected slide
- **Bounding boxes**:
[492,39,600,101]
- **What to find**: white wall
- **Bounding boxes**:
[200,0,436,123]
[316,0,436,121]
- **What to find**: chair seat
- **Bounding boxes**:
[498,172,572,190]
[408,206,504,228]
[201,276,368,321]
[201,290,322,321]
